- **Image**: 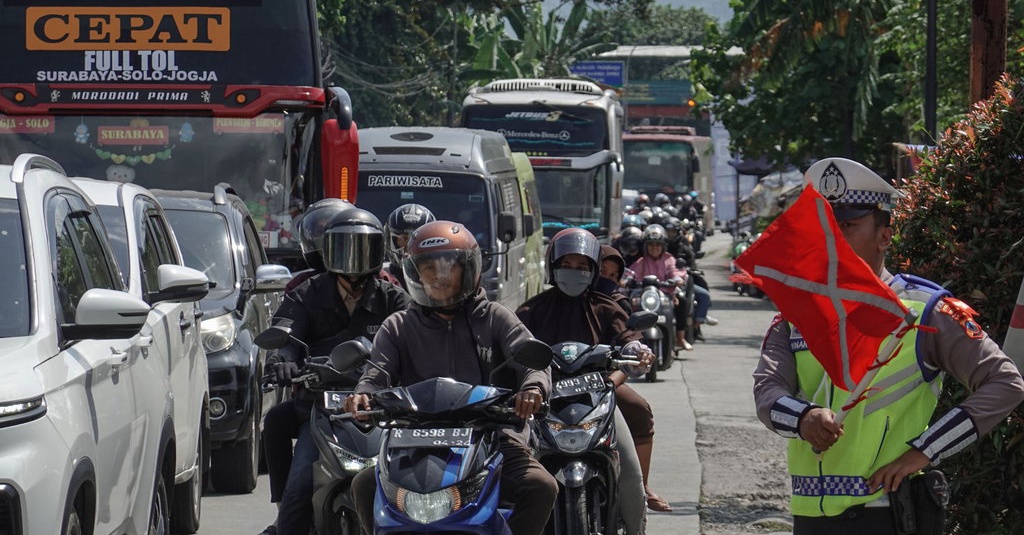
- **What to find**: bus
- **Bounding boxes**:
[461,78,624,243]
[623,125,714,230]
[0,0,358,266]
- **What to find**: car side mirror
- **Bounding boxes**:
[522,214,537,237]
[497,211,517,244]
[253,264,293,294]
[60,288,150,341]
[151,264,209,304]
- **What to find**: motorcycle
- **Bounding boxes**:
[337,339,553,534]
[625,274,681,382]
[532,312,656,535]
[255,325,384,535]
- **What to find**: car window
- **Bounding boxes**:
[49,192,119,322]
[135,198,178,296]
[241,215,265,278]
[163,209,235,299]
[96,204,129,287]
[0,199,30,338]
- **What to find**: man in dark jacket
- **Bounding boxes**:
[258,208,411,535]
[344,221,556,535]
[515,228,653,533]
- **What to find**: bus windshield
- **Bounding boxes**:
[0,112,315,248]
[623,140,696,194]
[355,172,493,254]
[462,105,607,157]
[534,167,608,239]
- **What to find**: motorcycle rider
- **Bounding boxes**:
[258,208,411,535]
[614,225,645,267]
[627,225,717,352]
[344,220,557,535]
[597,244,673,512]
[515,227,655,533]
[383,203,435,288]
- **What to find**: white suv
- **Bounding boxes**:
[73,177,211,534]
[0,154,208,535]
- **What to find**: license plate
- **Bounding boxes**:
[323,391,351,411]
[388,427,474,448]
[552,372,607,398]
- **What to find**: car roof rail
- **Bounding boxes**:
[213,182,236,205]
[10,153,66,183]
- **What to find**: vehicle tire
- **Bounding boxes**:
[171,426,203,534]
[211,410,259,494]
[563,485,588,535]
[63,505,83,535]
[148,470,170,535]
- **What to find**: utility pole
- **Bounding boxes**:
[969,0,1007,103]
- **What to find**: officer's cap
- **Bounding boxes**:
[805,157,906,221]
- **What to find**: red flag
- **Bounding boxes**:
[736,187,910,391]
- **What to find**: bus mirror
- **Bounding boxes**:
[691,154,701,173]
[523,214,537,237]
[497,212,517,243]
[327,86,353,130]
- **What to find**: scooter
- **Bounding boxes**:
[255,326,384,535]
[625,274,678,382]
[532,312,656,535]
[337,340,553,534]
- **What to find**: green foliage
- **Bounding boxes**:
[890,74,1024,534]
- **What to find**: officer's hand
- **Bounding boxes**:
[274,361,301,386]
[867,448,930,493]
[343,394,372,421]
[513,387,544,419]
[798,407,844,452]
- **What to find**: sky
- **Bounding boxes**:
[542,0,734,25]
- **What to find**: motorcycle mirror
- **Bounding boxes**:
[512,338,554,370]
[329,336,373,372]
[627,311,658,331]
[695,250,706,259]
[254,320,294,349]
[642,274,659,286]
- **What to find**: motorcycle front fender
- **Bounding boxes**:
[555,459,598,489]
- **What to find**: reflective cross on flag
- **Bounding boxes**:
[735,187,910,391]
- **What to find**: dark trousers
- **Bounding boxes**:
[794,507,897,535]
[262,399,305,503]
[352,436,557,535]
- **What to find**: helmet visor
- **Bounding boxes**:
[549,232,600,265]
[323,227,384,276]
[402,249,481,308]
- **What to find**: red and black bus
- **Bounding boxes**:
[0,0,358,263]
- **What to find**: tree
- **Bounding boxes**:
[692,0,905,170]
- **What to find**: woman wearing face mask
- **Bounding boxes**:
[516,229,662,532]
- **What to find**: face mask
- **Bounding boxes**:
[594,277,619,296]
[554,269,593,297]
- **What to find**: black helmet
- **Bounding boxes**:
[402,221,481,308]
[297,198,355,271]
[618,226,644,257]
[322,208,384,277]
[654,192,671,206]
[546,228,600,296]
[385,203,436,265]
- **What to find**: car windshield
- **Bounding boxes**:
[0,199,30,338]
[163,209,235,299]
[356,172,493,253]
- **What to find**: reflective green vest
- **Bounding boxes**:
[788,285,943,517]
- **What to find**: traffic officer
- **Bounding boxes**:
[752,157,1024,535]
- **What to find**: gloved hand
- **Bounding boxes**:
[273,361,301,386]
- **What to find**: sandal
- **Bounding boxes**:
[646,492,673,512]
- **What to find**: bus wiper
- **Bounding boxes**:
[541,213,574,224]
[531,100,592,124]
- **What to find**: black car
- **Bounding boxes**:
[154,185,291,494]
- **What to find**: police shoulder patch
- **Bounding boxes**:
[939,297,984,339]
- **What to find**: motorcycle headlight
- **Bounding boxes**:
[641,289,661,312]
[398,487,459,524]
[327,441,377,474]
[200,313,236,353]
[547,395,615,454]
